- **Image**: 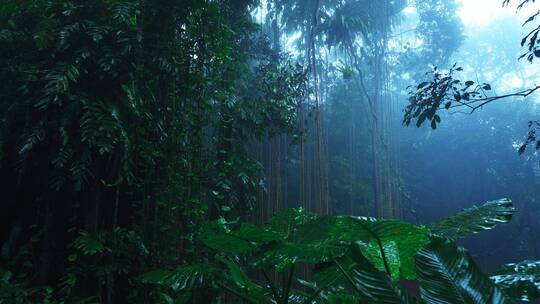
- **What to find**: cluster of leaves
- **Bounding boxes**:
[138,198,540,303]
[403,65,491,130]
[404,63,540,154]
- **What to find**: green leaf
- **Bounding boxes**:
[216,257,269,302]
[234,223,281,243]
[295,216,335,243]
[293,216,348,263]
[252,240,344,272]
[430,198,514,239]
[199,222,253,254]
[320,243,417,304]
[347,243,418,303]
[491,260,540,302]
[217,257,252,289]
[139,264,219,291]
[326,293,361,304]
[167,264,219,291]
[266,207,316,237]
[138,269,173,285]
[416,237,510,304]
[330,216,430,280]
[72,232,106,255]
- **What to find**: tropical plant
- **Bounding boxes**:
[140,198,540,303]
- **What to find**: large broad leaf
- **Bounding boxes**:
[199,221,281,254]
[251,239,346,272]
[330,216,430,280]
[490,260,540,302]
[314,249,418,304]
[430,198,514,239]
[416,237,510,304]
[199,222,254,254]
[326,243,418,304]
[234,223,282,243]
[257,215,429,277]
[252,216,346,271]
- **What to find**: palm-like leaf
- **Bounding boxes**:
[72,232,107,255]
[491,259,540,302]
[325,293,361,304]
[139,263,219,291]
[416,237,509,304]
[430,198,514,239]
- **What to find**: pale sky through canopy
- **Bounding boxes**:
[457,0,535,27]
[458,0,508,27]
[456,0,540,97]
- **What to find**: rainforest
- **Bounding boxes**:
[3,0,540,303]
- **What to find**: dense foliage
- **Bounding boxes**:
[2,0,540,303]
[0,0,305,302]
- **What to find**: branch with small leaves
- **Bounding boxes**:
[405,65,540,154]
[403,65,493,130]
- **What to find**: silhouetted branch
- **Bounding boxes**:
[455,85,540,113]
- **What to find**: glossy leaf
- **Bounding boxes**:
[430,198,514,239]
[331,216,430,280]
[491,259,540,302]
[344,243,418,303]
[139,263,219,292]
